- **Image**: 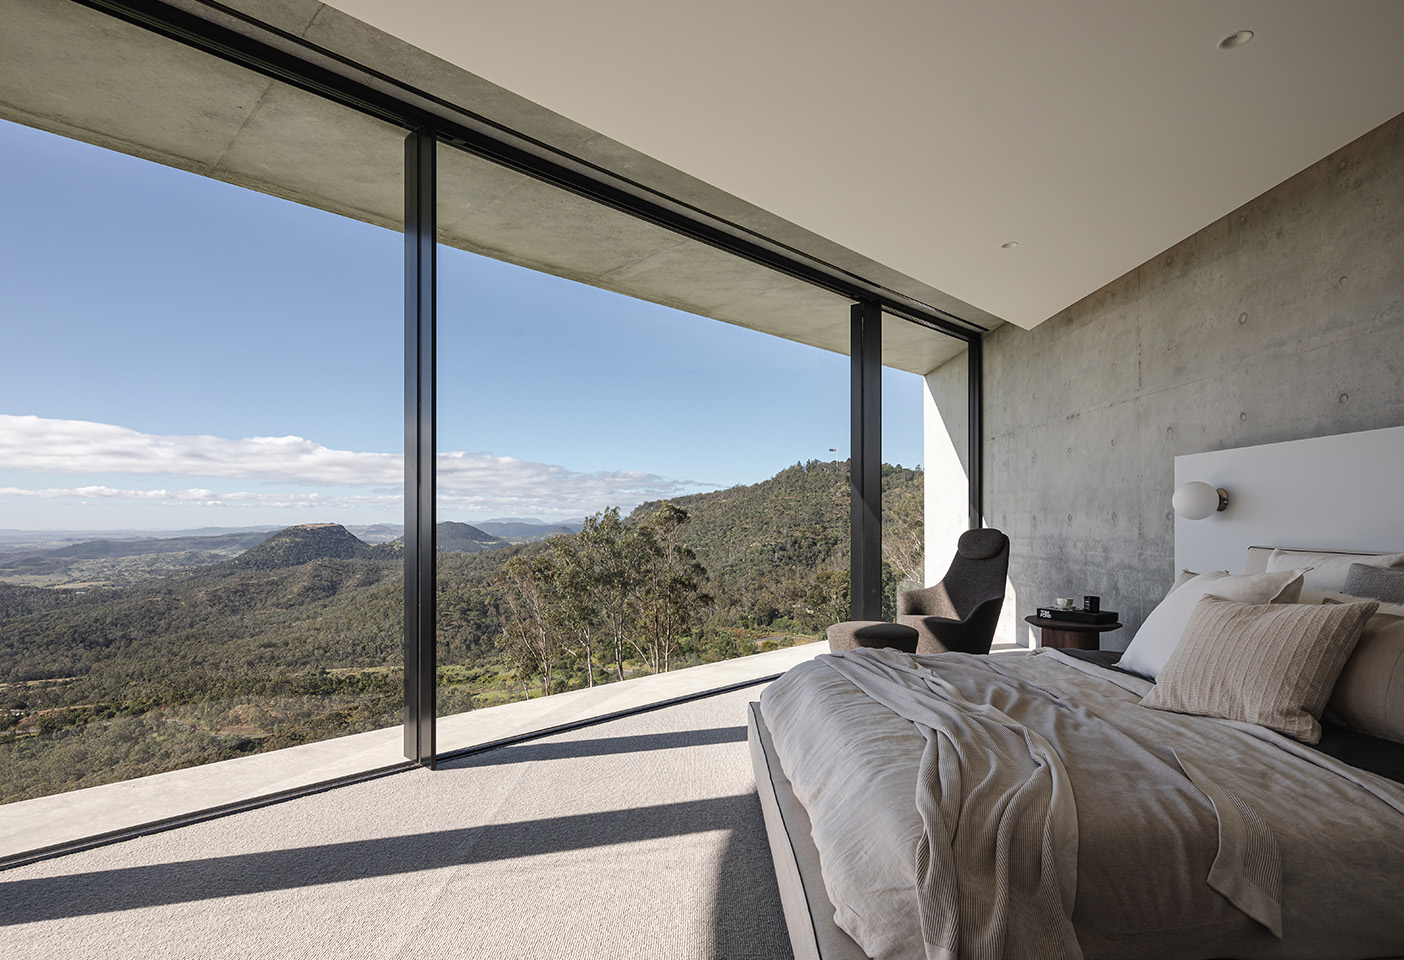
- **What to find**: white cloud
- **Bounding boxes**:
[0,486,402,510]
[0,415,399,486]
[0,415,711,517]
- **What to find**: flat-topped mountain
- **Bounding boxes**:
[0,460,925,803]
[231,523,378,570]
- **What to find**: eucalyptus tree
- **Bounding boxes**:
[576,507,637,682]
[806,569,849,628]
[882,469,925,588]
[494,554,561,696]
[633,503,711,674]
[543,534,603,687]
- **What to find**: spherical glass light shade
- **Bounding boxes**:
[1172,481,1227,520]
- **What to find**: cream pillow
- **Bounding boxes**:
[1323,609,1404,744]
[1142,595,1377,743]
[1119,569,1305,680]
[1267,549,1404,597]
[1167,569,1211,594]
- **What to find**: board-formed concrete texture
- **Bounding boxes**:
[948,111,1404,649]
[0,0,983,375]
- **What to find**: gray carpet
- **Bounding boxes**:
[0,685,794,959]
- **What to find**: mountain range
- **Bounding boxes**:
[0,519,585,588]
[0,460,921,802]
[472,519,584,540]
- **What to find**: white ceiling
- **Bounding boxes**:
[331,0,1404,329]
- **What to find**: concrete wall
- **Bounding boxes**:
[929,110,1404,650]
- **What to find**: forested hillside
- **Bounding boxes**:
[1,461,922,803]
[632,459,924,628]
[0,543,403,800]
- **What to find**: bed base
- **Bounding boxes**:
[747,700,870,960]
[748,697,1404,960]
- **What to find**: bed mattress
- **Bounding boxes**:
[756,647,1404,960]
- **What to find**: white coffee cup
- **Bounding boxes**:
[1055,597,1075,609]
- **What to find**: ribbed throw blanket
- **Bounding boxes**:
[820,650,1081,960]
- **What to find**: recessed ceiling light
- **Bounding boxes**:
[1218,30,1254,49]
[1000,241,1019,250]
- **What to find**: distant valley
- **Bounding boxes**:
[0,518,587,589]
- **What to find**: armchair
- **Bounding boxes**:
[897,528,1009,655]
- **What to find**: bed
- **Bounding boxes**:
[749,546,1404,960]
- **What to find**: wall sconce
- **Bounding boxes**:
[1173,481,1230,520]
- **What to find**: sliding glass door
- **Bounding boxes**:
[0,0,407,806]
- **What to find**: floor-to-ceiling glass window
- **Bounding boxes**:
[431,141,856,725]
[0,0,405,808]
[0,0,977,855]
[881,365,928,612]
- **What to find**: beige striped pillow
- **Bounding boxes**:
[1141,594,1378,743]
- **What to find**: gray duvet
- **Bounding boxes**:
[759,647,1404,960]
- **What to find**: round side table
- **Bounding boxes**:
[1024,615,1122,651]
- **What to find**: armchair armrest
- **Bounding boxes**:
[900,595,1005,655]
[897,583,958,620]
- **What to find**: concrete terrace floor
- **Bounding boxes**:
[1,638,1030,864]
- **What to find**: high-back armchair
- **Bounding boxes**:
[897,528,1009,655]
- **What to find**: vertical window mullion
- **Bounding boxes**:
[850,300,883,620]
[967,335,983,530]
[404,127,437,765]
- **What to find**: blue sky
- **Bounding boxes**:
[0,118,927,531]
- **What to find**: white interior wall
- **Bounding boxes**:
[923,357,967,587]
[1174,424,1404,574]
[923,350,1027,647]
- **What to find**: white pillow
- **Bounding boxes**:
[1267,549,1404,597]
[1119,569,1305,679]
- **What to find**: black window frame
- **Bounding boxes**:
[64,0,986,768]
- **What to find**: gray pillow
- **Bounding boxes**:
[1267,549,1404,595]
[1343,563,1404,605]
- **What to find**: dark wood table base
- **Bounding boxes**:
[1024,615,1122,651]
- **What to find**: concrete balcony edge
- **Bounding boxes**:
[0,642,828,865]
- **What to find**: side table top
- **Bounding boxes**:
[1023,615,1122,633]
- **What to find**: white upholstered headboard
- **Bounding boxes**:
[1241,545,1385,575]
[1174,425,1404,575]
